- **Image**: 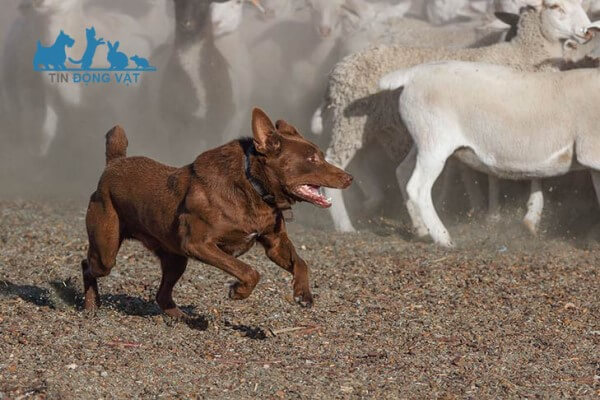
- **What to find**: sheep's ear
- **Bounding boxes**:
[494,12,519,28]
[586,21,600,34]
[114,41,120,49]
[565,39,580,51]
[252,108,279,155]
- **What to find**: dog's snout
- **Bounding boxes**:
[341,173,353,189]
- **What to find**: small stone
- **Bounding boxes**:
[100,371,108,377]
[67,363,78,370]
[340,386,354,393]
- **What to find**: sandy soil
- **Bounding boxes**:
[0,199,599,399]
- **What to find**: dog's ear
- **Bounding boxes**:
[252,108,280,154]
[275,120,300,137]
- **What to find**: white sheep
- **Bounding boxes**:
[378,50,600,247]
[310,1,515,138]
[321,0,591,233]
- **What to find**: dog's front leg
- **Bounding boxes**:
[259,228,313,308]
[183,242,260,300]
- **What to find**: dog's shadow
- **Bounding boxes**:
[0,279,208,331]
[223,320,268,340]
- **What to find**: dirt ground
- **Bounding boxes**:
[0,199,599,399]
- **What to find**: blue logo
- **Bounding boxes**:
[33,26,156,86]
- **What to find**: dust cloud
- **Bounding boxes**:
[0,0,597,236]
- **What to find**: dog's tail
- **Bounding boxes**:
[105,125,128,164]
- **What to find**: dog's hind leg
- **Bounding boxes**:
[82,192,121,311]
[155,251,188,318]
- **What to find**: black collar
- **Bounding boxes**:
[245,144,275,204]
[244,144,294,221]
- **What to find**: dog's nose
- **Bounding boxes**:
[342,173,353,188]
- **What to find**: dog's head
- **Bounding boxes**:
[251,108,352,208]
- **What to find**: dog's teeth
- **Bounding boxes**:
[326,197,332,203]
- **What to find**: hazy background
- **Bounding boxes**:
[1,0,597,233]
[0,0,353,199]
[0,0,407,230]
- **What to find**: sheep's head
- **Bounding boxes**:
[209,0,264,38]
[541,0,592,43]
[305,0,346,38]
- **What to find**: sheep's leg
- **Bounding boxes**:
[407,151,454,248]
[523,179,543,236]
[591,171,600,208]
[397,146,428,238]
[487,175,501,222]
[40,104,58,156]
[325,149,358,232]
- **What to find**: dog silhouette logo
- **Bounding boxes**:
[34,26,156,74]
[33,30,75,70]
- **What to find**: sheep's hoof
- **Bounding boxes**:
[523,218,539,236]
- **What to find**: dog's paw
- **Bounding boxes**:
[228,281,250,300]
[294,292,313,308]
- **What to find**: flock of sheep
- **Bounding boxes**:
[2,0,600,245]
[317,0,600,246]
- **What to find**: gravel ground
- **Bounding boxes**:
[1,199,599,399]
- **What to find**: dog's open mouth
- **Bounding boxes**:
[293,184,332,208]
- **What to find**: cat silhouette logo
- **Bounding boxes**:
[34,26,156,86]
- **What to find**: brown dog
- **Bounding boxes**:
[82,108,352,317]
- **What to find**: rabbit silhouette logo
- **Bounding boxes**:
[34,26,156,86]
